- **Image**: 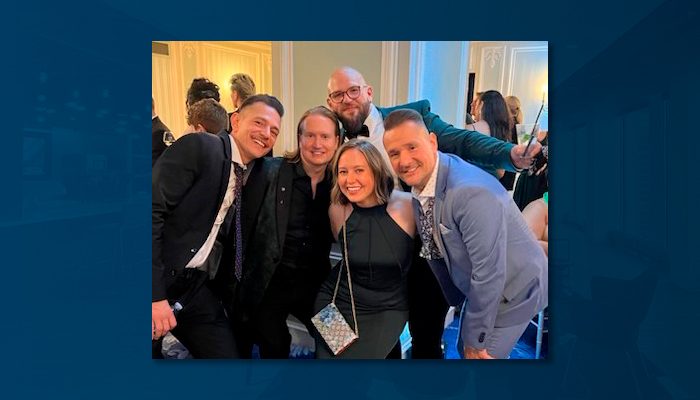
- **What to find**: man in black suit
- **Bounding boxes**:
[228,106,340,358]
[152,94,284,358]
[152,97,170,166]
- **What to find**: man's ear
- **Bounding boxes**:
[366,85,373,101]
[428,132,438,150]
[231,111,240,133]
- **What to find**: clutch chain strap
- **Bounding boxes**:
[331,221,359,337]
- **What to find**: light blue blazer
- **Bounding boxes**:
[413,152,548,350]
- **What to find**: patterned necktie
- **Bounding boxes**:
[345,124,370,140]
[233,163,244,280]
[418,198,442,260]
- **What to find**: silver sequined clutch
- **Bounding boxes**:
[311,302,358,356]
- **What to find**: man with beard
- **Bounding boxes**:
[325,67,540,358]
[223,106,340,358]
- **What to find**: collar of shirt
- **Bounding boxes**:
[293,161,333,189]
[292,160,308,179]
[365,103,384,139]
[229,135,246,170]
[411,155,440,209]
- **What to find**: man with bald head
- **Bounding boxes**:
[325,66,541,358]
[326,67,539,175]
[383,109,547,359]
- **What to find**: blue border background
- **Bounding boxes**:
[2,0,698,398]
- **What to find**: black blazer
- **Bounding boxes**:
[152,116,170,166]
[232,157,333,321]
[152,131,232,301]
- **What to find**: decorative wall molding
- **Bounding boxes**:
[506,45,548,96]
[470,42,548,125]
[183,43,196,59]
[152,41,272,137]
[478,45,507,93]
[483,47,503,69]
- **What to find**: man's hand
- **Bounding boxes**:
[510,141,542,170]
[152,300,177,340]
[464,346,495,359]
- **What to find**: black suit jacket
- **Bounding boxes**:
[230,157,333,321]
[152,131,232,301]
[152,116,170,166]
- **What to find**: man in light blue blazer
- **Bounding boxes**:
[326,66,542,359]
[382,109,548,359]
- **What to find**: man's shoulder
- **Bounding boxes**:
[441,153,503,195]
[251,156,286,181]
[176,132,222,147]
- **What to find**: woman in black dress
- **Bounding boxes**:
[313,140,415,359]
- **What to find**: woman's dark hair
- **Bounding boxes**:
[186,77,220,106]
[479,90,512,142]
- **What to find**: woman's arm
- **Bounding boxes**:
[328,202,352,241]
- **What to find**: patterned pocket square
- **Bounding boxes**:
[439,223,452,235]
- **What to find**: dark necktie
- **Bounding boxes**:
[233,164,244,280]
[418,198,442,260]
[345,124,370,140]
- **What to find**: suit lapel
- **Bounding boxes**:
[276,161,294,248]
[216,132,233,211]
[433,152,451,272]
[242,158,267,248]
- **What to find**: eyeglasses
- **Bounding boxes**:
[328,85,365,104]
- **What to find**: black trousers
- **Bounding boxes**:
[235,264,321,359]
[387,240,449,359]
[166,269,239,358]
[407,254,449,358]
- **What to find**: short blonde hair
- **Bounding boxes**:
[229,73,256,102]
[505,95,523,124]
[331,139,394,206]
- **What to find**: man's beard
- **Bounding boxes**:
[338,102,370,134]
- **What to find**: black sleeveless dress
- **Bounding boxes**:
[313,203,413,359]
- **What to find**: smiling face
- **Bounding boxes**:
[231,101,281,164]
[383,120,438,191]
[326,68,373,134]
[336,148,377,207]
[299,114,339,169]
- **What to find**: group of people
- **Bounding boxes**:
[152,66,549,359]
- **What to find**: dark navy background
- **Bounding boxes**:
[2,0,698,398]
